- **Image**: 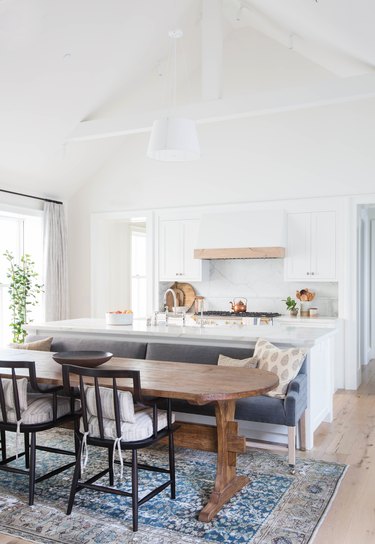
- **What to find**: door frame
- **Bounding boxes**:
[346,194,375,389]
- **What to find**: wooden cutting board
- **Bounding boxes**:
[165,284,185,311]
[165,282,196,311]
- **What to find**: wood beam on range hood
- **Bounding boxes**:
[193,247,285,259]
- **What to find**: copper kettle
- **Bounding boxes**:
[230,298,247,313]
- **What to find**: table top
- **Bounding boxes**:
[0,349,279,405]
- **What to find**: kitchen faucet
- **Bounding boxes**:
[163,288,177,314]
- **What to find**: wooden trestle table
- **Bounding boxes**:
[0,349,279,522]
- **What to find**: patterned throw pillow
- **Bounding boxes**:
[218,354,258,368]
[254,338,306,399]
[9,337,53,352]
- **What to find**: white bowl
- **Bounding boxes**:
[105,313,133,326]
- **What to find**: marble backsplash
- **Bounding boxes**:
[160,259,338,316]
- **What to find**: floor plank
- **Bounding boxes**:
[0,361,374,543]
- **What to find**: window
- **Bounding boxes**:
[0,212,43,344]
[130,226,147,319]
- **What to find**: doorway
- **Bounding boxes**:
[91,211,154,320]
[358,204,375,366]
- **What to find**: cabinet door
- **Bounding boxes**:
[285,213,312,280]
[159,220,184,281]
[310,211,336,280]
[182,219,202,281]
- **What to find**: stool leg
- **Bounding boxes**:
[67,438,83,515]
[29,433,36,506]
[169,431,176,499]
[25,433,30,469]
[1,430,6,462]
[132,449,138,532]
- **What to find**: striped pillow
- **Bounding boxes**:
[84,386,135,423]
[1,378,28,412]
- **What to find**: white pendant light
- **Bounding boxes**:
[147,29,200,161]
[147,117,200,161]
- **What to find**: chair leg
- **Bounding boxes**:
[288,426,296,475]
[108,444,114,486]
[169,431,176,499]
[131,449,138,532]
[1,430,6,462]
[67,439,83,516]
[298,411,307,451]
[24,433,30,469]
[29,433,36,506]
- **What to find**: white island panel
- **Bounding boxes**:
[26,318,338,450]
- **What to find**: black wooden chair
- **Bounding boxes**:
[62,365,177,532]
[0,360,78,505]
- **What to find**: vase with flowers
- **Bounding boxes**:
[296,288,315,317]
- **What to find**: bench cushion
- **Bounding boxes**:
[145,342,254,365]
[26,335,147,360]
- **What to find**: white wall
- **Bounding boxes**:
[68,96,375,318]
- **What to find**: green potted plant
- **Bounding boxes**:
[4,250,44,344]
[283,296,299,317]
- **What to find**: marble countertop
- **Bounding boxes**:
[275,316,339,327]
[26,318,337,348]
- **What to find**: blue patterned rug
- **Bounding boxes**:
[0,428,346,544]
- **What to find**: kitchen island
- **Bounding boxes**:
[26,318,338,450]
[26,317,336,348]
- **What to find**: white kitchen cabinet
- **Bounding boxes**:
[159,218,202,281]
[285,211,336,281]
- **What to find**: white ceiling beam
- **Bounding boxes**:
[233,1,373,77]
[67,74,375,142]
[201,0,223,100]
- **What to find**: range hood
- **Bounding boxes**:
[194,210,286,260]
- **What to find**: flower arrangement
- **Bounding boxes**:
[296,288,315,302]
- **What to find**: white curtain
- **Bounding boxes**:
[43,202,69,321]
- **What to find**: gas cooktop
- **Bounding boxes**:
[195,311,281,318]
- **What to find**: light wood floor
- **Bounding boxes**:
[1,361,375,544]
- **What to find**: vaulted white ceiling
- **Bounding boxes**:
[0,0,374,201]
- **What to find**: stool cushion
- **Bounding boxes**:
[82,407,175,442]
[1,394,77,425]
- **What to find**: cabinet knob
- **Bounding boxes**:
[311,272,315,275]
[306,272,310,275]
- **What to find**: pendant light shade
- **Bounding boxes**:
[147,117,200,161]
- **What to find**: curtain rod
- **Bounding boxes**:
[0,189,63,205]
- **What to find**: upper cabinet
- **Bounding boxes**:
[285,211,337,281]
[159,217,202,282]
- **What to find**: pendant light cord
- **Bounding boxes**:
[172,33,177,110]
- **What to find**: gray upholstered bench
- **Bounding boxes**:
[145,342,307,470]
[25,335,307,470]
